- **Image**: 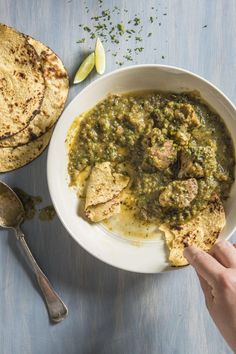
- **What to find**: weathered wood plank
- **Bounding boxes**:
[0,1,235,353]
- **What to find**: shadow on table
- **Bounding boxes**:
[3,150,179,353]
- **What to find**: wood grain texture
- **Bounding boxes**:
[0,0,235,353]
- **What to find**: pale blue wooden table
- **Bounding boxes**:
[0,1,235,353]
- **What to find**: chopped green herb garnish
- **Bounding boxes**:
[109,26,115,34]
[123,54,133,61]
[76,38,86,43]
[116,61,124,66]
[113,6,120,13]
[134,17,141,26]
[134,47,144,53]
[91,16,101,21]
[83,26,91,32]
[117,23,125,33]
[102,9,110,17]
[94,23,106,30]
[77,3,164,63]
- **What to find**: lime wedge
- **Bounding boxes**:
[73,52,95,84]
[95,38,105,75]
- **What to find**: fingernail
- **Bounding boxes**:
[183,245,199,261]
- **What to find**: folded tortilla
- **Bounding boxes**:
[160,194,226,266]
[85,162,129,222]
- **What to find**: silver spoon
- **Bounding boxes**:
[0,181,68,323]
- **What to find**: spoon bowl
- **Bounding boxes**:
[0,180,68,323]
[0,182,24,228]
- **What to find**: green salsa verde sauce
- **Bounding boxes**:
[68,91,235,225]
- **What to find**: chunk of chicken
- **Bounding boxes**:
[178,145,217,179]
[159,178,198,209]
[174,104,200,128]
[149,140,177,170]
[126,112,145,133]
[178,151,204,178]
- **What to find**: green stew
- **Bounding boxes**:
[68,91,235,225]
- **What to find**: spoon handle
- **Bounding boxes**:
[15,225,68,323]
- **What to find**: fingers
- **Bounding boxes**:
[184,245,224,285]
[197,274,213,309]
[210,240,236,268]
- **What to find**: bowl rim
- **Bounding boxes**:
[47,63,236,273]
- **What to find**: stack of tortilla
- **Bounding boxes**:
[0,24,69,172]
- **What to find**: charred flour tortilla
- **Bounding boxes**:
[85,162,129,222]
[0,24,45,139]
[0,128,53,172]
[160,195,226,266]
[0,37,69,147]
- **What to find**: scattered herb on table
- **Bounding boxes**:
[39,206,56,222]
[83,26,91,32]
[123,54,133,61]
[133,17,141,26]
[76,4,168,65]
[13,188,57,222]
[116,61,124,66]
[134,47,144,53]
[76,38,86,43]
[14,187,42,220]
[117,23,125,34]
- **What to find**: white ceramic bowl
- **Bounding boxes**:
[47,65,236,273]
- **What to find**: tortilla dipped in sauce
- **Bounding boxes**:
[85,162,129,222]
[159,194,226,266]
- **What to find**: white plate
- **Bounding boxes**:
[47,65,236,273]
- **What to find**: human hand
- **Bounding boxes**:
[184,240,236,352]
